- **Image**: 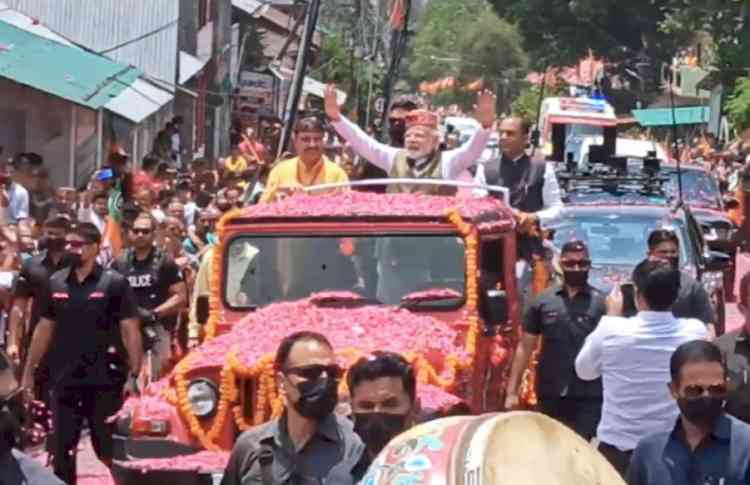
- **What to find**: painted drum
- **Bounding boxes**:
[360,411,626,485]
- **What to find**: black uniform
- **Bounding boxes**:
[111,247,182,328]
[716,328,750,424]
[483,154,545,212]
[524,283,607,440]
[39,264,137,485]
[14,251,67,354]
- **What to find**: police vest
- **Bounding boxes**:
[484,154,545,212]
[116,248,170,309]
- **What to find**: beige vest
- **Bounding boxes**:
[387,150,456,195]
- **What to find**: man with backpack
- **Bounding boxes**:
[112,212,187,380]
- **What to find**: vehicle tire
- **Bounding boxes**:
[712,288,726,336]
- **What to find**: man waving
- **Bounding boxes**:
[325,84,495,195]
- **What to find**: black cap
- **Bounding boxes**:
[561,240,588,254]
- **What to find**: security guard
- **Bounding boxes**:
[112,212,186,379]
[21,222,142,485]
[505,240,606,440]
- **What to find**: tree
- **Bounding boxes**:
[661,0,750,86]
[727,77,750,132]
[511,82,565,126]
[455,13,527,83]
[489,0,686,70]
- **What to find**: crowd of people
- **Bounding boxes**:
[0,82,748,484]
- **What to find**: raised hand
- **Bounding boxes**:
[324,84,342,122]
[474,89,497,129]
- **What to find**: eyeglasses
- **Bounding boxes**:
[560,259,592,270]
[283,364,342,381]
[683,383,728,399]
[65,240,90,249]
[131,228,152,236]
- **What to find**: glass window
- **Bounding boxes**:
[664,170,722,209]
[224,234,466,308]
[552,214,689,266]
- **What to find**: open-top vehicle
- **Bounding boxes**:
[111,189,525,484]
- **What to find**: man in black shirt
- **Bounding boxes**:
[8,215,69,365]
[0,349,64,485]
[112,212,186,380]
[505,240,606,440]
[21,222,142,485]
[716,272,750,424]
[221,331,364,485]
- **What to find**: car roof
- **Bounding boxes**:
[230,191,515,230]
[562,203,683,218]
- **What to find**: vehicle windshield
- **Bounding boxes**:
[551,213,689,266]
[663,170,721,209]
[224,234,466,308]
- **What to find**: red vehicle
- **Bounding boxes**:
[111,190,523,483]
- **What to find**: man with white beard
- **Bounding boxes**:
[324,84,495,195]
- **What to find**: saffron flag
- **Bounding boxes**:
[389,0,406,31]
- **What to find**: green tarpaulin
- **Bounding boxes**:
[631,107,710,127]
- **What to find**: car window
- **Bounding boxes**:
[224,234,466,308]
[552,213,690,266]
[664,170,722,209]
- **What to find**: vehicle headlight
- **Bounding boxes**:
[187,379,219,417]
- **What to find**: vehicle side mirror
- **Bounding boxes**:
[705,250,731,273]
[481,289,508,336]
[196,295,210,325]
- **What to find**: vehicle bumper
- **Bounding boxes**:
[111,436,222,485]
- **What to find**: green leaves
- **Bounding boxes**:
[727,77,750,132]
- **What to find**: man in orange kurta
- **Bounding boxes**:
[260,117,348,203]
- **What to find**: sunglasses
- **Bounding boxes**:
[131,228,152,236]
[560,259,592,270]
[65,240,90,249]
[683,384,728,399]
[283,364,342,381]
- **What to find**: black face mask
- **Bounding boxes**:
[63,252,83,268]
[292,377,338,421]
[353,412,408,459]
[667,256,679,269]
[216,203,232,212]
[677,396,724,428]
[562,270,588,289]
[389,121,406,147]
[44,237,66,253]
[0,391,23,455]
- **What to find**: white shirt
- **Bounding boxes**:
[331,116,492,181]
[2,182,29,224]
[77,206,106,234]
[184,201,198,227]
[575,311,708,450]
[474,158,563,227]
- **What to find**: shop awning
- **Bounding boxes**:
[179,51,209,85]
[105,78,173,123]
[0,19,139,109]
[632,107,710,127]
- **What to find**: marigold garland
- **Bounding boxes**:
[169,206,485,449]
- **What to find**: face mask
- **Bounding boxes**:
[677,396,724,428]
[63,252,83,268]
[292,377,338,421]
[389,122,405,147]
[667,256,679,269]
[353,412,408,459]
[216,202,232,212]
[563,270,588,288]
[45,237,66,252]
[0,392,22,455]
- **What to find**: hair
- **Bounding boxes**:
[632,259,681,311]
[294,116,325,134]
[274,331,333,371]
[92,191,108,204]
[133,211,157,230]
[648,229,680,250]
[44,215,70,230]
[390,97,419,112]
[69,222,102,245]
[141,154,160,172]
[348,352,417,402]
[670,340,725,383]
[561,240,588,255]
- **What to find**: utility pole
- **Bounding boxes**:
[379,0,412,142]
[277,0,322,158]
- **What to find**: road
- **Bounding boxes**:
[34,255,749,484]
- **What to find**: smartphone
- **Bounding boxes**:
[97,168,114,181]
[620,283,637,317]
